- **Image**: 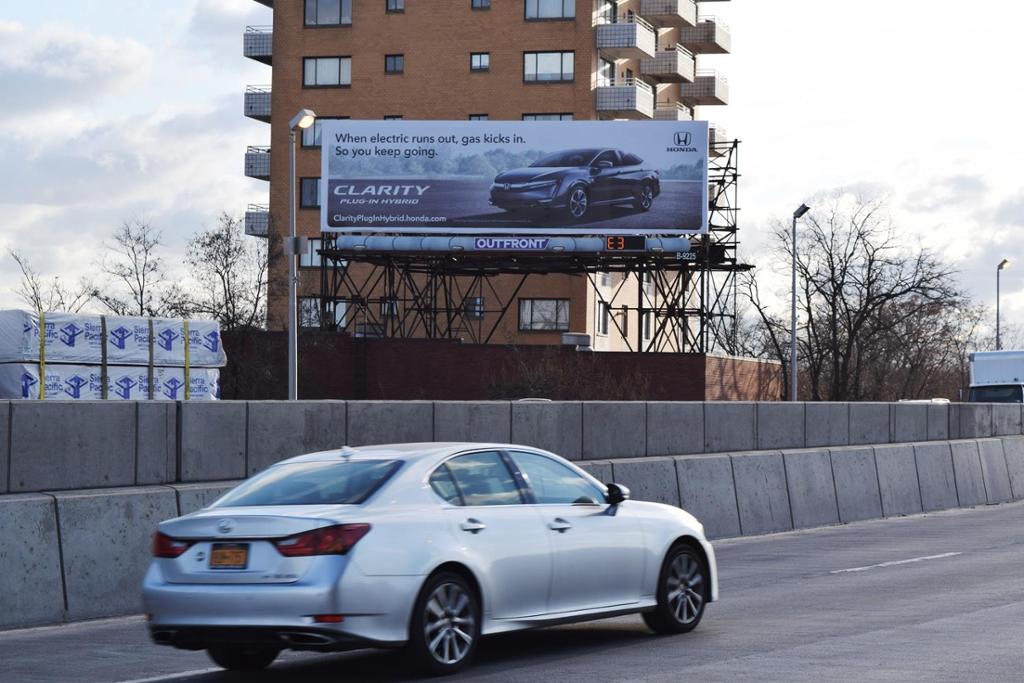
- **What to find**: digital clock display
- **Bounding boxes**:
[605,236,646,252]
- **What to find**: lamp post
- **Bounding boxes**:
[287,109,317,401]
[997,258,1011,350]
[790,204,811,401]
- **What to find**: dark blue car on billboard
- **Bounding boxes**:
[489,148,661,221]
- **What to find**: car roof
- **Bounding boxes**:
[278,442,547,466]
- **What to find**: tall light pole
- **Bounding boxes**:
[288,109,317,401]
[997,258,1011,350]
[791,204,811,401]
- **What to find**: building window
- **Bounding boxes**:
[523,51,574,83]
[470,52,490,71]
[519,299,569,331]
[472,0,491,8]
[299,238,323,268]
[523,113,573,121]
[299,297,322,328]
[300,178,320,208]
[384,115,404,120]
[385,54,405,73]
[302,116,351,147]
[620,306,629,337]
[596,301,610,336]
[525,0,575,20]
[465,297,485,319]
[305,0,352,25]
[380,298,399,318]
[599,271,614,288]
[643,312,653,341]
[386,0,405,12]
[303,57,352,87]
[468,114,489,120]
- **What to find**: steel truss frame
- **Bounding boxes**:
[317,140,747,353]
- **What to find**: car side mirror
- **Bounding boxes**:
[605,483,630,505]
[591,160,613,174]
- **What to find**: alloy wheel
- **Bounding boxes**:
[423,582,476,665]
[569,188,588,218]
[666,553,705,625]
[640,186,654,209]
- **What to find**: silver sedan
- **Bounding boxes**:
[143,443,718,675]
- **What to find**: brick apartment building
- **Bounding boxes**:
[242,0,731,352]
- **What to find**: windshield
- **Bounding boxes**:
[968,385,1023,403]
[530,149,601,168]
[213,459,402,507]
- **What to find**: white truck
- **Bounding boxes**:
[968,350,1024,402]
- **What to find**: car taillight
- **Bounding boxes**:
[273,524,371,558]
[152,532,193,558]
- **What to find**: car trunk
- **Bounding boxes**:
[157,505,351,585]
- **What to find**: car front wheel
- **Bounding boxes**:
[643,543,708,635]
[207,645,280,672]
[566,186,589,220]
[408,571,481,676]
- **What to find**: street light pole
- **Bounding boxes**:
[791,204,811,402]
[287,109,317,401]
[997,258,1011,351]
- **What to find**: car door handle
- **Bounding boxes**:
[460,519,486,534]
[548,518,572,533]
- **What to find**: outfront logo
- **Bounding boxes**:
[163,377,185,399]
[20,373,38,399]
[113,376,137,400]
[109,326,133,350]
[674,132,693,147]
[64,375,88,399]
[157,329,179,352]
[60,323,84,347]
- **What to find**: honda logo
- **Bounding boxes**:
[674,132,692,146]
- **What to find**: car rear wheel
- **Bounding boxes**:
[566,186,589,220]
[207,645,280,671]
[408,571,481,676]
[643,543,708,635]
[634,183,654,211]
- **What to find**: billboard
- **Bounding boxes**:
[320,120,709,236]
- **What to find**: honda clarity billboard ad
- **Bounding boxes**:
[320,120,709,236]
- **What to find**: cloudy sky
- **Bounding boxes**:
[1,0,1022,322]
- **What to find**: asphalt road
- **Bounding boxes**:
[4,502,1024,682]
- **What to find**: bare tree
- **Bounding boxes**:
[743,191,973,401]
[94,219,188,317]
[184,213,271,330]
[8,250,94,312]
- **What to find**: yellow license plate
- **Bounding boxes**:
[210,543,249,569]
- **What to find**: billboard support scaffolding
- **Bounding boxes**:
[317,139,747,354]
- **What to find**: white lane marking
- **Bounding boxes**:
[110,668,222,683]
[830,552,962,575]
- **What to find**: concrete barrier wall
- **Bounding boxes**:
[4,435,1024,631]
[4,400,1024,494]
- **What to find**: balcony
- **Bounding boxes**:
[679,70,729,106]
[243,26,272,64]
[596,14,657,61]
[640,0,697,29]
[679,17,732,54]
[709,124,730,156]
[595,78,655,119]
[244,205,270,238]
[654,102,693,121]
[641,45,695,83]
[244,85,272,122]
[244,146,271,180]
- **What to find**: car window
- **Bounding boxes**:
[621,152,643,166]
[509,451,605,505]
[428,464,462,505]
[593,150,618,166]
[444,452,524,506]
[213,459,401,507]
